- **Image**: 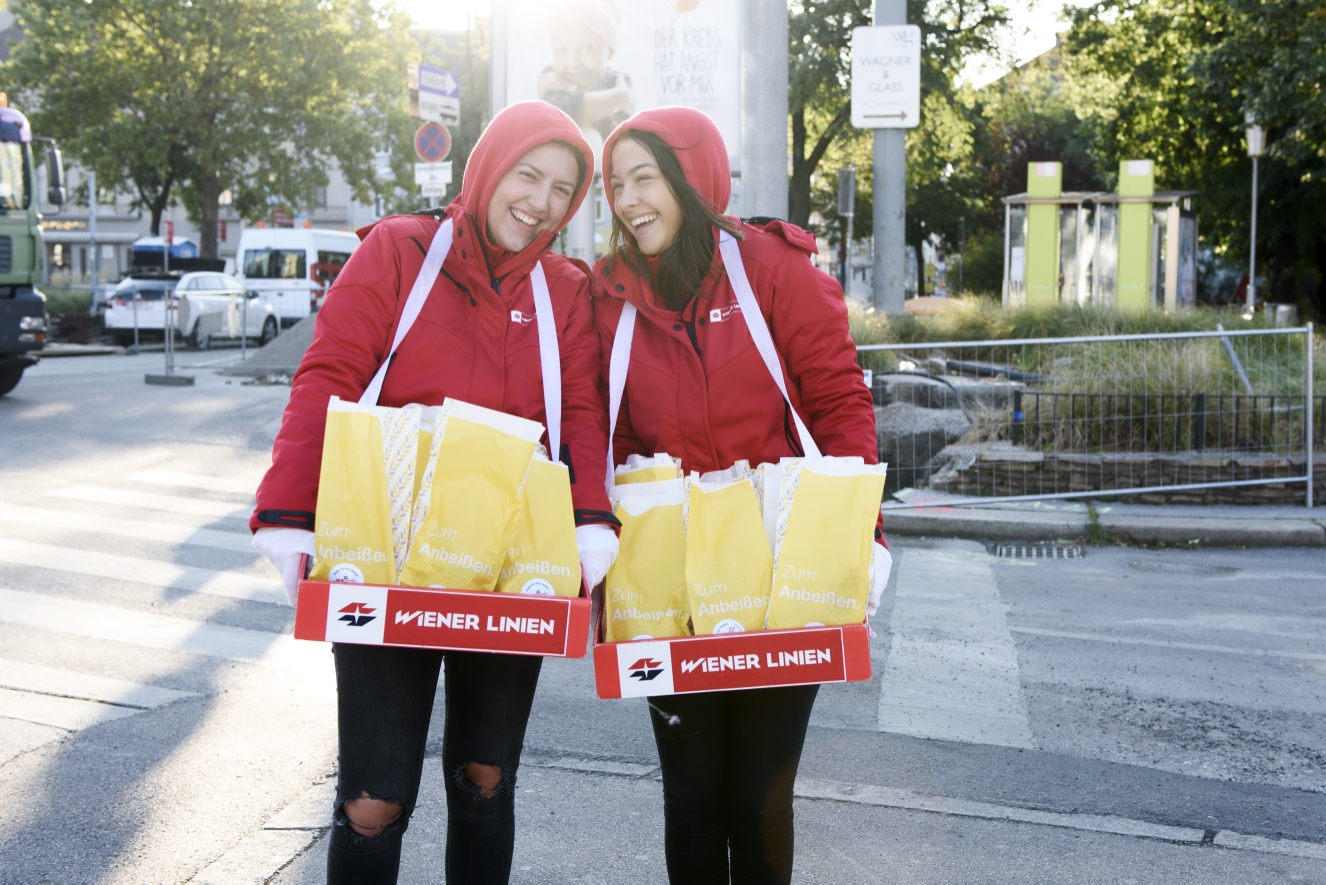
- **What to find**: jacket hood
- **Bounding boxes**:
[601,107,731,216]
[358,101,593,282]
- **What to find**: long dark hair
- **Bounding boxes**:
[607,130,742,311]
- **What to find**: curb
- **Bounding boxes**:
[882,508,1326,547]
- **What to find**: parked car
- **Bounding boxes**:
[175,271,280,349]
[102,275,179,346]
[235,227,359,328]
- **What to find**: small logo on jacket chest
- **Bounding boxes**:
[709,304,741,323]
[510,309,536,325]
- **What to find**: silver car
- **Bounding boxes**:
[175,272,280,350]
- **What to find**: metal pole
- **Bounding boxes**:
[739,0,790,219]
[871,0,907,315]
[88,170,98,288]
[241,293,248,362]
[958,216,965,297]
[1247,155,1258,311]
[131,293,139,354]
[1307,321,1315,509]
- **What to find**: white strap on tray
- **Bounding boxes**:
[717,231,820,459]
[355,217,562,457]
[530,261,561,456]
[603,233,820,494]
[605,302,638,495]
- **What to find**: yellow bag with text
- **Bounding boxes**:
[766,458,887,629]
[614,453,683,486]
[309,397,399,586]
[684,472,772,634]
[400,399,544,591]
[603,480,690,641]
[496,452,582,597]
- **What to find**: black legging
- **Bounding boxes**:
[326,643,542,884]
[648,684,820,884]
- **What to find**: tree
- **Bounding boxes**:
[786,0,1007,263]
[6,0,415,257]
[1064,0,1326,311]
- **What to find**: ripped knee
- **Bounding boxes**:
[342,793,404,837]
[462,762,504,799]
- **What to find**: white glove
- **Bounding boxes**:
[576,524,620,591]
[866,541,894,618]
[253,527,316,607]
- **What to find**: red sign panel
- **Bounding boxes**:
[593,625,871,698]
[295,578,590,658]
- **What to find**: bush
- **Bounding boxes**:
[41,287,93,317]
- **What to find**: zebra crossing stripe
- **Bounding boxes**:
[0,504,257,553]
[125,470,261,495]
[0,538,283,605]
[0,588,327,675]
[50,486,252,519]
[0,659,198,709]
[0,687,144,731]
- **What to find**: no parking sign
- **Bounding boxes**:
[414,123,452,163]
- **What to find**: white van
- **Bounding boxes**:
[234,227,361,327]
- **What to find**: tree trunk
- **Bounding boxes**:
[198,162,220,260]
[786,105,851,229]
[142,172,175,237]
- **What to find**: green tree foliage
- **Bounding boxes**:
[5,0,415,257]
[1064,0,1326,311]
[787,0,1006,272]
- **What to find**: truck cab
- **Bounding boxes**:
[0,94,64,396]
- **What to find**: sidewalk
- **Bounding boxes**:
[881,490,1326,547]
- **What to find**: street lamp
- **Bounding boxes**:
[1244,111,1264,314]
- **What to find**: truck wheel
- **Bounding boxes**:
[260,317,279,346]
[0,367,24,396]
[188,330,210,351]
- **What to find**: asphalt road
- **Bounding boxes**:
[1,351,1324,883]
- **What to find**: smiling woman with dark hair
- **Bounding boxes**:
[593,107,887,885]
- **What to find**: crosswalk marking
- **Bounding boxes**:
[0,504,257,553]
[0,538,284,605]
[51,486,252,519]
[878,542,1035,749]
[126,470,261,496]
[0,659,198,709]
[0,588,327,675]
[0,687,143,731]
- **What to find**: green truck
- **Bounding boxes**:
[0,95,65,396]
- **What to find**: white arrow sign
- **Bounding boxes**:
[850,25,921,130]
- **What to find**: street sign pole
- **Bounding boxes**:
[855,8,919,316]
[837,165,856,291]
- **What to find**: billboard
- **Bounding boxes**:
[498,0,741,171]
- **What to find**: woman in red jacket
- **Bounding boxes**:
[251,102,618,884]
[594,107,887,884]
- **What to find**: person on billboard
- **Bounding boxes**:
[591,107,887,884]
[537,0,635,142]
[249,101,620,884]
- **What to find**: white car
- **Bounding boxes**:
[103,276,179,346]
[175,271,280,349]
[103,272,279,349]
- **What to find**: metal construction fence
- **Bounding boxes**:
[855,324,1318,508]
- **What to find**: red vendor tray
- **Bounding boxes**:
[295,558,591,658]
[593,621,872,699]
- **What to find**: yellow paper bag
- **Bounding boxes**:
[381,404,422,575]
[614,453,683,486]
[604,483,690,641]
[684,474,772,634]
[766,458,887,629]
[309,397,398,585]
[400,399,544,591]
[412,406,442,504]
[496,453,582,596]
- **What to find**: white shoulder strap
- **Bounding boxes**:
[717,231,821,458]
[357,218,561,457]
[359,218,454,406]
[604,301,637,494]
[530,261,561,456]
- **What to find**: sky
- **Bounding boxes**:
[392,0,1067,89]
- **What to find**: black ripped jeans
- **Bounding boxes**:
[327,643,543,885]
[648,685,820,885]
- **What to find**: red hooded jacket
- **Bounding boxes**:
[253,102,614,533]
[592,109,881,521]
